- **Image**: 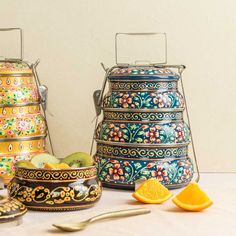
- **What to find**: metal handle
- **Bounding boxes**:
[31,60,55,156]
[115,32,167,65]
[0,28,23,60]
[89,208,151,223]
[178,67,200,183]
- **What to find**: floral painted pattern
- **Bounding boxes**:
[95,156,193,188]
[8,181,102,209]
[96,122,190,144]
[0,86,39,105]
[0,114,47,138]
[0,155,32,184]
[109,67,179,79]
[103,91,184,109]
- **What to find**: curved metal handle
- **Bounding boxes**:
[31,60,55,156]
[0,28,23,60]
[178,67,200,183]
[89,208,151,223]
[115,32,167,65]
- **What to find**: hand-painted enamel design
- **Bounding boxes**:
[0,61,48,184]
[8,166,102,211]
[94,66,194,189]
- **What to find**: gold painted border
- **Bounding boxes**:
[0,208,27,221]
[14,175,97,183]
[26,203,96,211]
[95,140,190,148]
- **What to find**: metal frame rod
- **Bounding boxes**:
[178,67,200,183]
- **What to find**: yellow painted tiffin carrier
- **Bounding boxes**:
[0,61,49,184]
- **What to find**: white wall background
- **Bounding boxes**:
[0,0,235,172]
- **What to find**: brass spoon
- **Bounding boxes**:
[53,208,151,232]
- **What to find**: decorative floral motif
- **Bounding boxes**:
[107,162,125,181]
[109,67,179,79]
[0,114,47,138]
[0,62,31,70]
[103,91,184,109]
[108,123,125,142]
[0,86,39,105]
[8,181,102,210]
[0,155,31,184]
[8,166,102,211]
[95,155,193,188]
[96,122,190,144]
[0,196,27,222]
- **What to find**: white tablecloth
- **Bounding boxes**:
[1,173,236,236]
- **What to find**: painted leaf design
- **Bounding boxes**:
[36,193,45,199]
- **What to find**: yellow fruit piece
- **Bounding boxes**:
[172,182,213,211]
[44,163,71,169]
[132,178,173,204]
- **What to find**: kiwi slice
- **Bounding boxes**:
[61,152,94,168]
[30,153,60,168]
[16,160,36,169]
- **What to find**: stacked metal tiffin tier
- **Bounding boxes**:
[94,66,194,190]
[0,61,48,184]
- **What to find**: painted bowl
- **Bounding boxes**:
[7,165,102,211]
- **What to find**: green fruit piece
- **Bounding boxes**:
[31,153,60,168]
[16,160,36,169]
[61,152,94,168]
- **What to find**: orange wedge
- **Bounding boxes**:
[172,182,213,211]
[132,178,173,204]
[44,163,71,169]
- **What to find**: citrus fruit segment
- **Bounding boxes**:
[172,182,213,211]
[44,163,71,169]
[132,178,173,204]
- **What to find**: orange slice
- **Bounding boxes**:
[172,182,213,211]
[44,163,71,169]
[132,178,173,204]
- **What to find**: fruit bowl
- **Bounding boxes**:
[7,165,102,211]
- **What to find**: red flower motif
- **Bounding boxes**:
[145,126,161,143]
[146,162,155,168]
[109,125,125,142]
[151,166,167,182]
[141,125,149,130]
[16,119,30,132]
[174,125,185,142]
[118,94,134,108]
[108,163,124,181]
[153,94,164,108]
[7,130,14,135]
[124,161,129,166]
[110,160,119,164]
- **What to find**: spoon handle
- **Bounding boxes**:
[89,208,150,223]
